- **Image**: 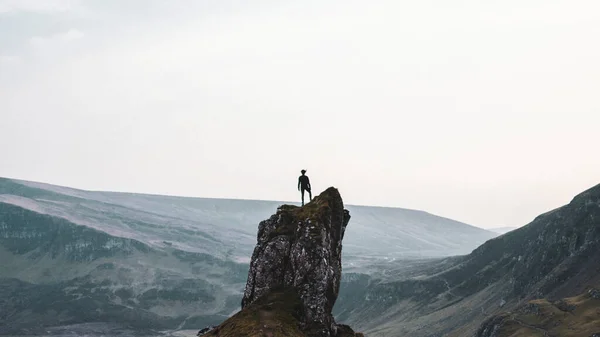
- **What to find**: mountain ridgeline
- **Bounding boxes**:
[0,177,494,334]
[2,176,599,336]
[336,183,600,336]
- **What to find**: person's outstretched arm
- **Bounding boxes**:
[307,177,311,189]
[298,177,301,191]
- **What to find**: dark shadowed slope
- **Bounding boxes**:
[476,289,600,337]
[336,183,600,337]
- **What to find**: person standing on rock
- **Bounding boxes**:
[298,169,312,206]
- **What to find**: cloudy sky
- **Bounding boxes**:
[1,0,599,229]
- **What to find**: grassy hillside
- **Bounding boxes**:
[0,177,497,334]
[476,288,600,337]
[0,202,247,334]
[1,177,497,260]
[338,183,600,337]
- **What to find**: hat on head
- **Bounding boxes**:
[301,169,307,174]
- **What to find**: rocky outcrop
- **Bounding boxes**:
[242,187,351,336]
[204,187,359,337]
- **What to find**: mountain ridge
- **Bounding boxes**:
[2,177,598,335]
[0,201,247,334]
[336,182,600,336]
[0,177,496,334]
[0,177,497,260]
[10,177,489,232]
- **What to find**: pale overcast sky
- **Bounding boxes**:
[1,0,599,229]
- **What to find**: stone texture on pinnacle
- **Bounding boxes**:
[241,187,351,337]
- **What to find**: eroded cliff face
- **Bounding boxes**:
[203,187,360,337]
[470,184,600,337]
[329,183,600,337]
[242,187,351,336]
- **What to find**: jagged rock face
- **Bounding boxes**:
[241,187,350,336]
[333,183,600,337]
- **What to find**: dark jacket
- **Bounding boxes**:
[298,175,311,191]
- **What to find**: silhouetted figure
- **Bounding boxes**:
[298,169,312,206]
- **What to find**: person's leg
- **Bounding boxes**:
[301,189,305,206]
[308,189,312,201]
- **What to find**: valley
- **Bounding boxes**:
[0,177,496,335]
[4,177,598,336]
[336,183,600,336]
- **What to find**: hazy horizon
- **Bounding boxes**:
[3,174,597,231]
[1,0,599,229]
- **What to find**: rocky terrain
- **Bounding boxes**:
[7,177,598,336]
[476,288,600,337]
[0,200,248,335]
[0,177,495,334]
[204,187,361,337]
[337,183,600,336]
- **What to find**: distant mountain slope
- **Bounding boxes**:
[2,177,497,260]
[0,177,495,334]
[336,183,600,337]
[345,204,496,259]
[0,202,248,335]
